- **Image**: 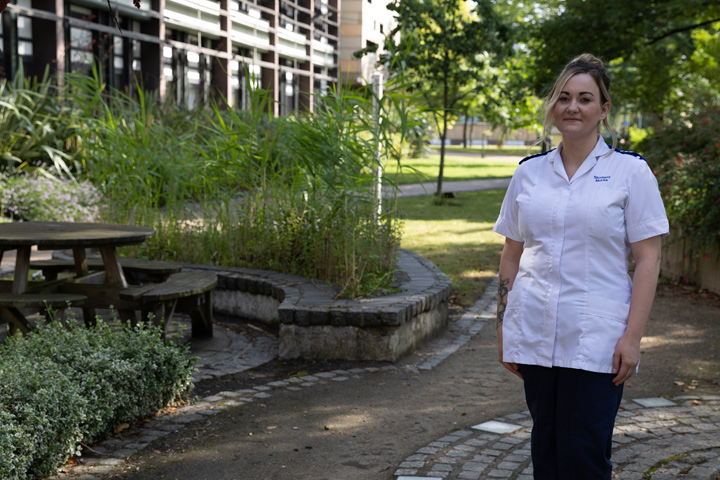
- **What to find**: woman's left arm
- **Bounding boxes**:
[612,235,663,386]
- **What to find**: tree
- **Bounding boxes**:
[523,0,720,123]
[382,0,510,197]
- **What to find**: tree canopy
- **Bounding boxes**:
[522,0,720,123]
[382,0,511,195]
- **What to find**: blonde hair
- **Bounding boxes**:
[542,53,617,151]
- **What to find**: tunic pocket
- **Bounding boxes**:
[578,295,630,371]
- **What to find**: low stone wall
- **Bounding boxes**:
[189,249,451,362]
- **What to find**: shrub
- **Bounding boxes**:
[0,318,196,479]
[0,173,101,222]
[640,101,720,253]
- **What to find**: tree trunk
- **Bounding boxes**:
[436,74,449,197]
[462,115,469,148]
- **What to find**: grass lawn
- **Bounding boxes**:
[385,153,521,186]
[396,189,506,307]
[442,144,543,156]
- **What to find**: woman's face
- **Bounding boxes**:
[552,73,610,141]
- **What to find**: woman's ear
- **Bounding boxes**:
[600,102,611,120]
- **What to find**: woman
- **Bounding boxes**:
[493,54,669,479]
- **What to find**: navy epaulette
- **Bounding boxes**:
[613,147,647,162]
[519,148,555,165]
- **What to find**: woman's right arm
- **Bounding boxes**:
[497,237,524,379]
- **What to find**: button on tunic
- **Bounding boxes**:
[493,137,669,373]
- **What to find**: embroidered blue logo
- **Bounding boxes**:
[594,175,610,182]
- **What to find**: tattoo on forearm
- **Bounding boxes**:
[497,276,510,329]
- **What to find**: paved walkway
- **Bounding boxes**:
[59,279,720,480]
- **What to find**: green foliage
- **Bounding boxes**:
[0,318,196,479]
[522,0,720,121]
[53,63,414,298]
[379,0,511,195]
[0,173,101,222]
[66,67,205,210]
[640,100,720,252]
[0,70,81,178]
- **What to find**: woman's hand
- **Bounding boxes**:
[498,325,523,379]
[612,333,641,386]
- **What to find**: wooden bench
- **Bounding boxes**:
[30,258,183,284]
[0,293,88,334]
[119,271,218,339]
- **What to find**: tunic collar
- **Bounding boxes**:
[549,136,609,183]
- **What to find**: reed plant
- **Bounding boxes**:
[0,68,81,178]
[54,61,422,297]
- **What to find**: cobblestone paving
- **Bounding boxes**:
[394,396,720,480]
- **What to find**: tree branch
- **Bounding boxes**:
[646,17,720,45]
[107,0,124,32]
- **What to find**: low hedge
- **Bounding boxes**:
[0,319,197,479]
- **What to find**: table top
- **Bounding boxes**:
[0,222,155,248]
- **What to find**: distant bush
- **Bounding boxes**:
[0,318,196,479]
[640,101,720,252]
[0,173,101,222]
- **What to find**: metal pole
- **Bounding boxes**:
[372,71,384,220]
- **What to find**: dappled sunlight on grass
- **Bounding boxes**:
[385,155,520,185]
[398,191,506,306]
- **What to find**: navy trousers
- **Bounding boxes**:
[519,365,624,480]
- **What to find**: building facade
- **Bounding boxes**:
[0,0,340,113]
[338,0,393,87]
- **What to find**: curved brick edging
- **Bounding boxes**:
[183,248,452,362]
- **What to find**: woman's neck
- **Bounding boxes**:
[559,134,598,180]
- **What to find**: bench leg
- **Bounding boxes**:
[142,300,177,340]
[82,306,98,327]
[0,306,33,335]
[191,291,213,338]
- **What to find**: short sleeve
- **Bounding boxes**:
[625,162,669,243]
[493,172,524,242]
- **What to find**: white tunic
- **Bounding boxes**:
[493,137,669,373]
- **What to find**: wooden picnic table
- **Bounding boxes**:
[0,222,215,338]
[0,221,155,294]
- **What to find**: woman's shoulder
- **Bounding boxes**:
[519,148,556,166]
[611,147,647,163]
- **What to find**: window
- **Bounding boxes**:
[279,70,298,115]
[17,0,33,75]
[0,17,5,79]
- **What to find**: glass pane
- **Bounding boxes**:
[71,50,93,73]
[187,69,201,85]
[187,51,200,65]
[17,16,32,38]
[114,37,124,55]
[71,28,93,51]
[18,41,33,56]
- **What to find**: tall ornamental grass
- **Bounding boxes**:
[60,62,423,297]
[0,69,81,178]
